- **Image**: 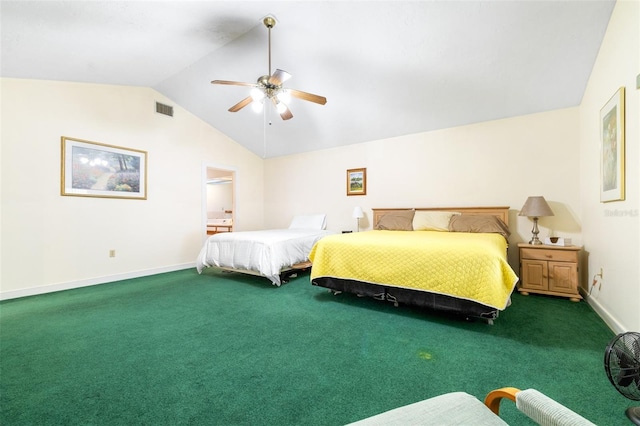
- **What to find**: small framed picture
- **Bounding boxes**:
[61,136,147,200]
[347,168,366,196]
[600,87,625,203]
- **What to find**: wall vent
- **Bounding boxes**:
[155,102,174,117]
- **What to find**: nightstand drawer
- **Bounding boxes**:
[520,248,578,263]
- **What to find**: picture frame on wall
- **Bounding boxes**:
[347,168,366,196]
[61,136,148,200]
[600,87,625,203]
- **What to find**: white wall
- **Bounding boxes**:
[0,78,264,299]
[207,183,233,215]
[264,107,582,272]
[578,0,640,333]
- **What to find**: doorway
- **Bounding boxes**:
[204,165,235,238]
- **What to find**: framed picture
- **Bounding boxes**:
[347,168,366,196]
[600,87,625,203]
[61,136,147,199]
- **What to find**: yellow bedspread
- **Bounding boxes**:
[309,230,518,310]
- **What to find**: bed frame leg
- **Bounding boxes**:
[484,311,498,325]
[373,293,385,301]
[385,294,399,307]
[280,271,299,284]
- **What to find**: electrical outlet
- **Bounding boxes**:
[109,250,116,258]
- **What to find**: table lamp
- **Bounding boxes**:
[519,196,554,245]
[353,206,364,232]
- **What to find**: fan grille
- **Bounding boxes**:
[604,332,640,401]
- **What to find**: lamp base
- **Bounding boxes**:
[529,217,542,245]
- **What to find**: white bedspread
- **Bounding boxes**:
[196,228,333,285]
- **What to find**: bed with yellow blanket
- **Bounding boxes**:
[309,206,518,322]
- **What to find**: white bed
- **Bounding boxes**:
[196,214,333,286]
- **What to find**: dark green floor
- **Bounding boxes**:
[0,268,632,425]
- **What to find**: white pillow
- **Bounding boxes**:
[412,211,460,231]
[288,214,327,230]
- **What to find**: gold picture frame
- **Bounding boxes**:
[61,136,148,199]
[347,168,366,196]
[600,87,625,203]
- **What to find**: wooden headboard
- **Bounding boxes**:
[372,206,510,228]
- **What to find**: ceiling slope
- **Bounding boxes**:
[1,1,616,158]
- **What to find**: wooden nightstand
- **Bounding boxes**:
[518,243,582,302]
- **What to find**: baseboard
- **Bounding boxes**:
[0,263,196,301]
[585,294,627,334]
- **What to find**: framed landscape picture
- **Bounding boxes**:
[347,168,366,196]
[61,136,147,199]
[600,87,625,203]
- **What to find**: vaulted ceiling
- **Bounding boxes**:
[1,1,616,158]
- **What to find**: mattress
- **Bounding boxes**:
[197,228,333,285]
[309,230,518,310]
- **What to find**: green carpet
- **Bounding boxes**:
[0,268,632,425]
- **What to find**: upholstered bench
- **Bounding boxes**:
[347,387,596,425]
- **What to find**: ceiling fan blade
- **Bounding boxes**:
[211,80,256,87]
[279,107,293,121]
[228,96,253,112]
[268,69,292,86]
[289,89,327,105]
[271,98,293,120]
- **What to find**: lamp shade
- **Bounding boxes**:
[519,196,554,218]
[353,206,364,219]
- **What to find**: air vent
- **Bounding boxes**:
[155,102,174,117]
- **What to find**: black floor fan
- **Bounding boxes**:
[604,332,640,425]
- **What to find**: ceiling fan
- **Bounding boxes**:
[211,16,327,121]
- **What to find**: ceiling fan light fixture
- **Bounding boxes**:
[251,101,264,113]
[276,101,288,114]
[250,88,265,102]
[276,89,291,104]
